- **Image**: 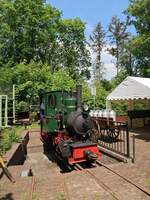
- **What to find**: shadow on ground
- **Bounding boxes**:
[130,127,150,142]
[0,193,14,200]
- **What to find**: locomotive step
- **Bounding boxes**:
[70,141,97,148]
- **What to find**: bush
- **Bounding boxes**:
[0,128,22,155]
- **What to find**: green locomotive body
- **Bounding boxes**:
[40,86,102,164]
[40,90,77,133]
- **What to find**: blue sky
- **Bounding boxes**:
[47,0,131,80]
[48,0,130,37]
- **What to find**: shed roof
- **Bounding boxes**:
[107,76,150,101]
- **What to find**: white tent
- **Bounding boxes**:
[106,76,150,110]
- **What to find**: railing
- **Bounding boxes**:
[92,117,130,158]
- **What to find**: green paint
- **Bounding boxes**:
[43,91,68,132]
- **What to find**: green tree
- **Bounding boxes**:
[82,84,93,107]
[0,66,13,94]
[0,62,76,106]
[9,62,52,104]
[108,16,130,74]
[127,0,150,77]
[89,22,105,82]
[51,69,76,91]
[0,0,61,66]
[95,82,109,109]
[0,0,90,79]
[111,70,128,89]
[82,83,109,110]
[58,18,91,79]
[118,43,139,76]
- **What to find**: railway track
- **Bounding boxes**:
[30,176,36,200]
[96,160,150,197]
[3,129,148,200]
[73,161,150,200]
[45,149,150,199]
[74,163,121,200]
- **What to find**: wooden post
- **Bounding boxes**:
[5,95,8,127]
[0,96,2,127]
[128,100,134,128]
[13,85,15,124]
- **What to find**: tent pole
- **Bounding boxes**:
[128,100,133,111]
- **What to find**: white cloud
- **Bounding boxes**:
[87,44,117,80]
[104,62,117,80]
[101,46,117,80]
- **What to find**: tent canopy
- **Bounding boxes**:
[107,76,150,101]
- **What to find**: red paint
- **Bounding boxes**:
[40,131,48,142]
[54,132,63,145]
[40,130,102,164]
[69,145,102,164]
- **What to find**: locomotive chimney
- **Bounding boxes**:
[76,85,82,109]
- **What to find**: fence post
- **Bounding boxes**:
[0,96,2,127]
[13,84,16,124]
[5,95,8,127]
[132,134,135,163]
[126,123,130,157]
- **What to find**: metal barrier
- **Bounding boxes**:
[92,117,130,158]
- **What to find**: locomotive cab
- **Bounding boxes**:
[40,85,102,164]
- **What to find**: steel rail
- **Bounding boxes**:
[30,176,36,200]
[74,163,121,200]
[96,160,150,197]
[62,176,70,200]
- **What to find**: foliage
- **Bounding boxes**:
[108,16,130,74]
[127,0,150,77]
[0,61,77,110]
[133,100,147,110]
[95,82,109,109]
[0,66,13,94]
[118,44,138,76]
[89,22,105,81]
[0,0,61,66]
[0,0,90,79]
[11,62,52,104]
[111,101,128,115]
[111,70,128,89]
[1,0,149,117]
[16,101,28,112]
[0,127,22,155]
[58,18,91,79]
[82,82,109,109]
[51,68,76,91]
[101,79,112,91]
[82,84,93,107]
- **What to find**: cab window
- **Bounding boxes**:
[48,94,56,108]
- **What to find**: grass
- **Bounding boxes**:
[28,122,40,130]
[0,125,24,155]
[0,122,40,156]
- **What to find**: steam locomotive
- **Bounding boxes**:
[40,85,102,164]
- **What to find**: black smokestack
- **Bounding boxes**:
[76,85,82,108]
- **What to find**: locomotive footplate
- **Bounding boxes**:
[69,141,102,164]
